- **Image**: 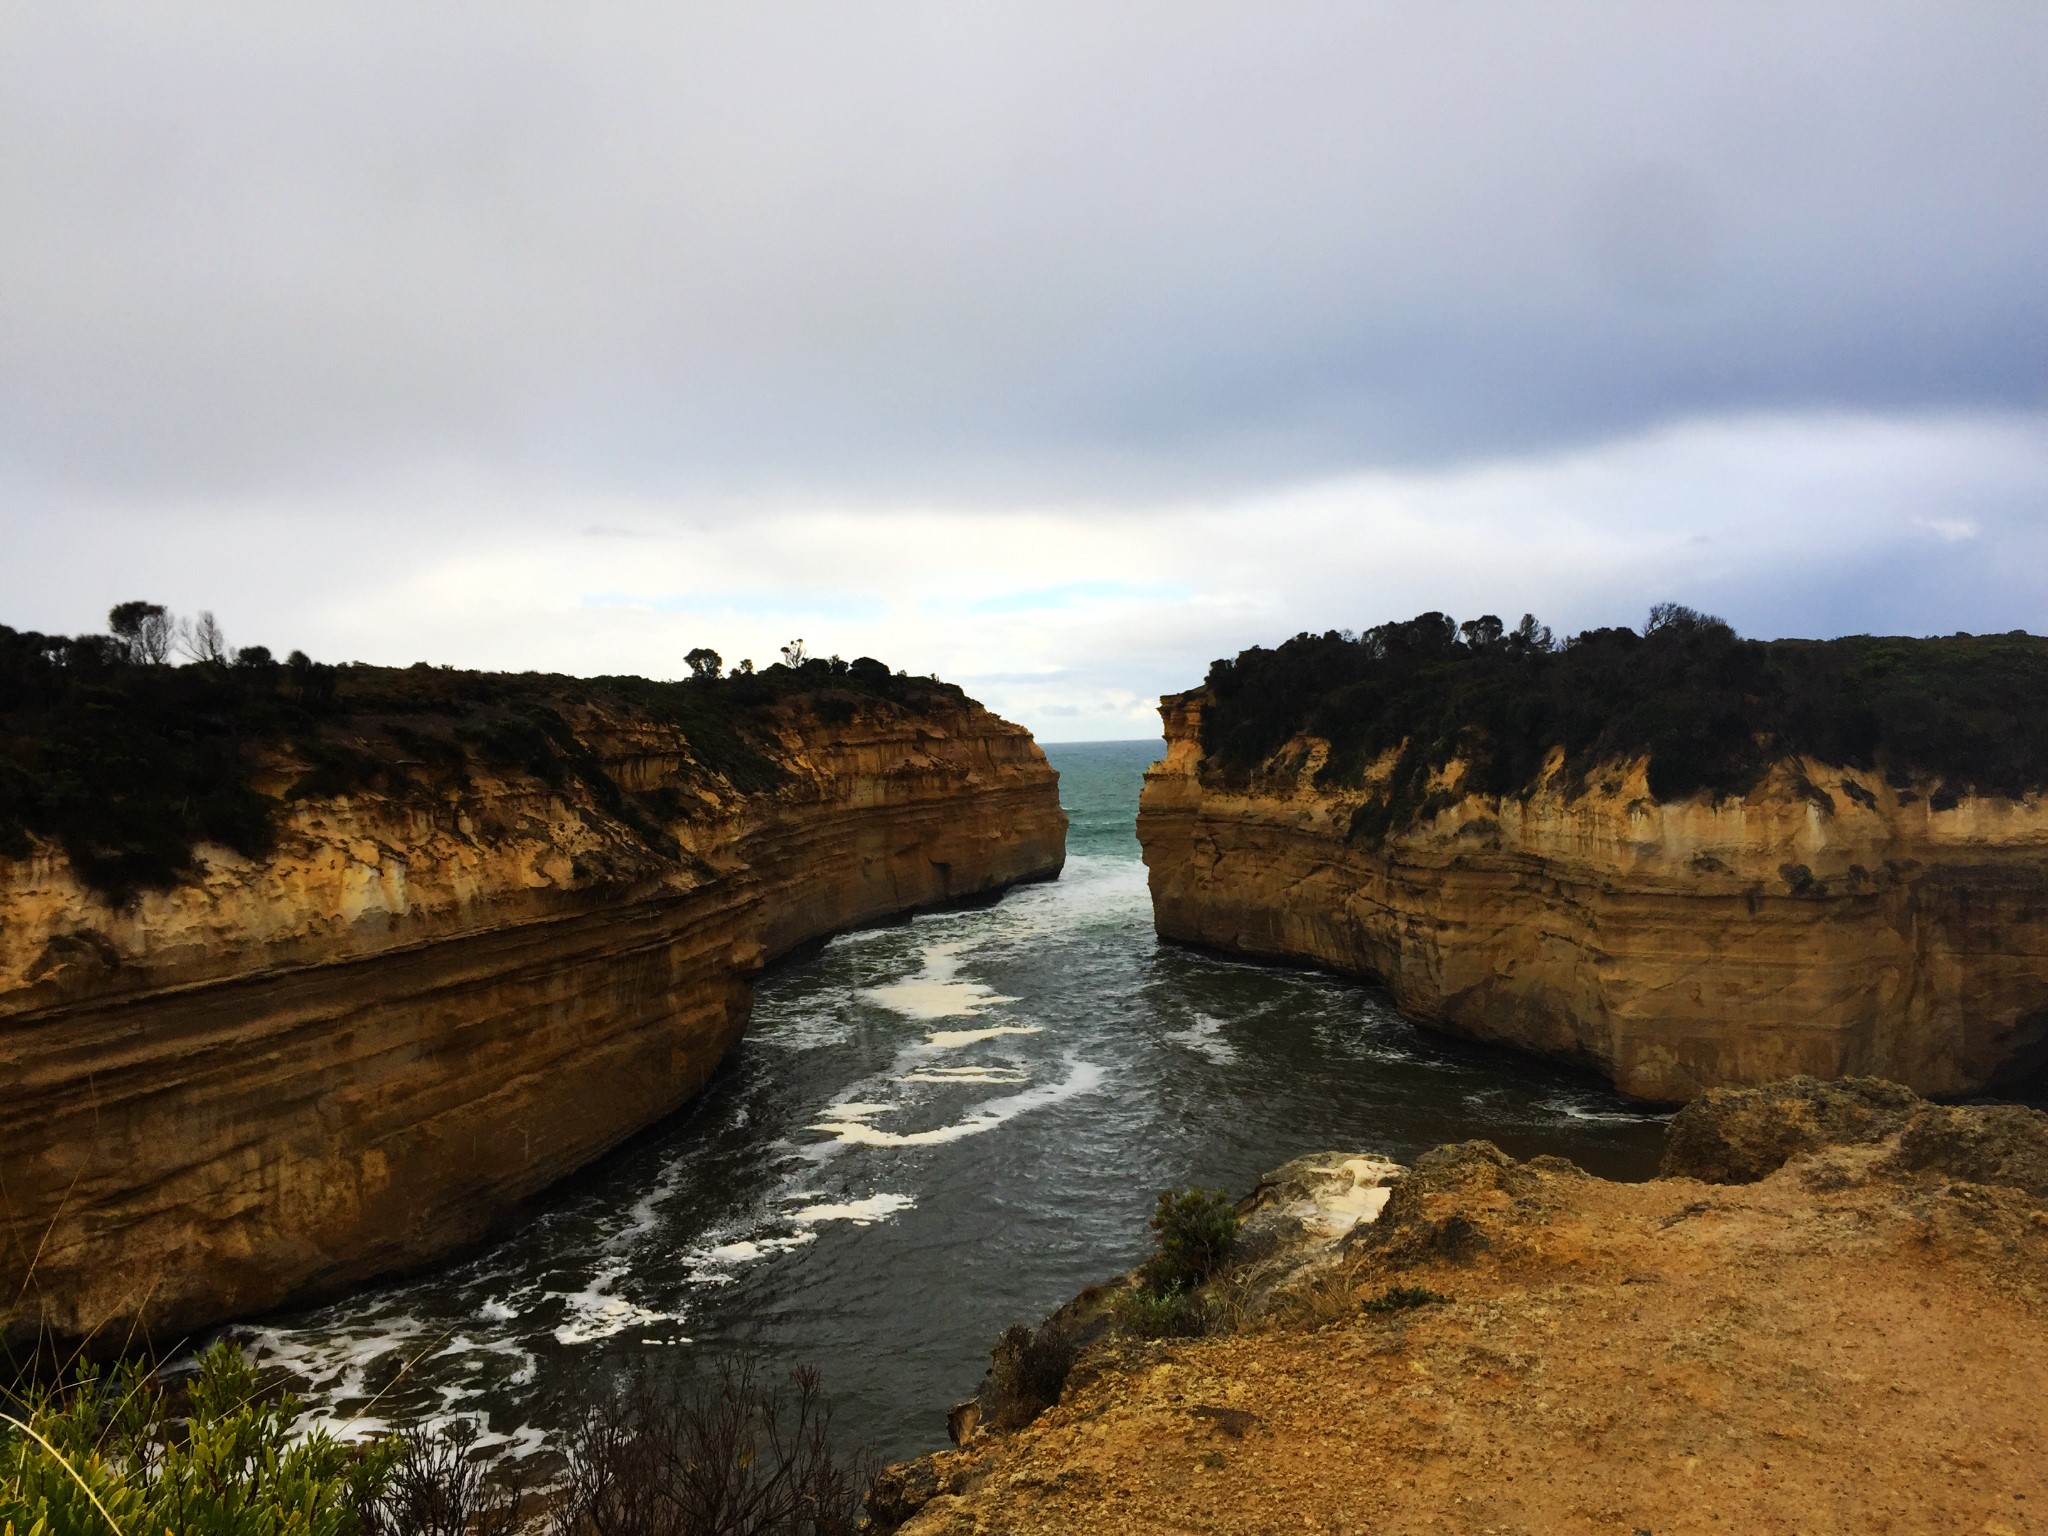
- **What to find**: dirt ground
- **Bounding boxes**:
[881,1104,2048,1536]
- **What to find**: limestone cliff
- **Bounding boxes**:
[872,1080,2048,1535]
[1139,689,2048,1100]
[1,685,1064,1346]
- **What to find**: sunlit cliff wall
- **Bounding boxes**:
[1,697,1064,1345]
[1138,690,2048,1102]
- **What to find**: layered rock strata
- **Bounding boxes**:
[873,1080,2048,1535]
[1,696,1064,1345]
[1138,689,2048,1100]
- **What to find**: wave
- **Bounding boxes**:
[1163,1012,1238,1065]
[923,1024,1042,1048]
[789,1192,916,1224]
[1536,1096,1672,1125]
[807,1058,1104,1148]
[549,1260,679,1346]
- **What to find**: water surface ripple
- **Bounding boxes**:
[232,741,1667,1465]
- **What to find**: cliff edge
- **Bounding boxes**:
[1,653,1064,1347]
[874,1080,2048,1535]
[1137,617,2048,1100]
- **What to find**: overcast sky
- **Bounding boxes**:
[4,4,2044,739]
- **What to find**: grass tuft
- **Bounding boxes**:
[1361,1284,1449,1314]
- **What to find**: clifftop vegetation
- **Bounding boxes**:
[0,607,968,902]
[1199,608,2048,841]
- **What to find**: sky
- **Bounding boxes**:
[3,5,2045,740]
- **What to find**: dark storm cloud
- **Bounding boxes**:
[2,3,2043,503]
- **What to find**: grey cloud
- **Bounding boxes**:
[1,3,2044,505]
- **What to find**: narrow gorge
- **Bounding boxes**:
[0,661,1065,1350]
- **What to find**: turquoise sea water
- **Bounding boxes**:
[232,740,1667,1465]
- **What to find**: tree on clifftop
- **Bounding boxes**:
[108,600,174,664]
[685,646,723,680]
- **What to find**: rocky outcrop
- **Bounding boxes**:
[1662,1073,2048,1193]
[1138,689,2048,1100]
[1,693,1064,1347]
[873,1084,2048,1535]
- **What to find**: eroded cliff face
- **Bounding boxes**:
[1138,689,2048,1101]
[1,695,1064,1345]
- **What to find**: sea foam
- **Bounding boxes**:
[807,1058,1103,1148]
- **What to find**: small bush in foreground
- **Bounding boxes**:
[983,1321,1082,1431]
[3,1344,865,1536]
[554,1357,869,1536]
[1,1343,388,1536]
[360,1419,524,1536]
[1103,1186,1245,1341]
[1143,1188,1240,1295]
[1110,1287,1212,1340]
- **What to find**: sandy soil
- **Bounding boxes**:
[880,1106,2048,1536]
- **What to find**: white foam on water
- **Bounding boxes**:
[862,940,1018,1019]
[431,1335,483,1362]
[1164,1013,1239,1065]
[867,978,1019,1019]
[817,1101,894,1122]
[923,1024,1042,1048]
[750,1008,854,1051]
[825,923,912,950]
[1537,1097,1669,1125]
[491,1424,551,1461]
[905,1066,1026,1083]
[549,1262,677,1345]
[704,1231,816,1264]
[477,1297,519,1323]
[788,1193,915,1224]
[423,1333,539,1386]
[807,1058,1104,1148]
[379,1407,548,1464]
[597,1149,700,1256]
[1353,1042,1417,1065]
[242,1316,430,1402]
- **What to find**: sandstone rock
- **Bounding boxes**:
[1660,1075,2048,1194]
[1888,1101,2048,1196]
[1137,687,2048,1100]
[1,692,1065,1345]
[945,1396,980,1445]
[866,1455,944,1533]
[1660,1075,1921,1182]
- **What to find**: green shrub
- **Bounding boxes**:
[1,1342,390,1536]
[1105,1187,1242,1341]
[3,1345,866,1536]
[1144,1188,1240,1296]
[1111,1286,1211,1340]
[982,1321,1082,1431]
